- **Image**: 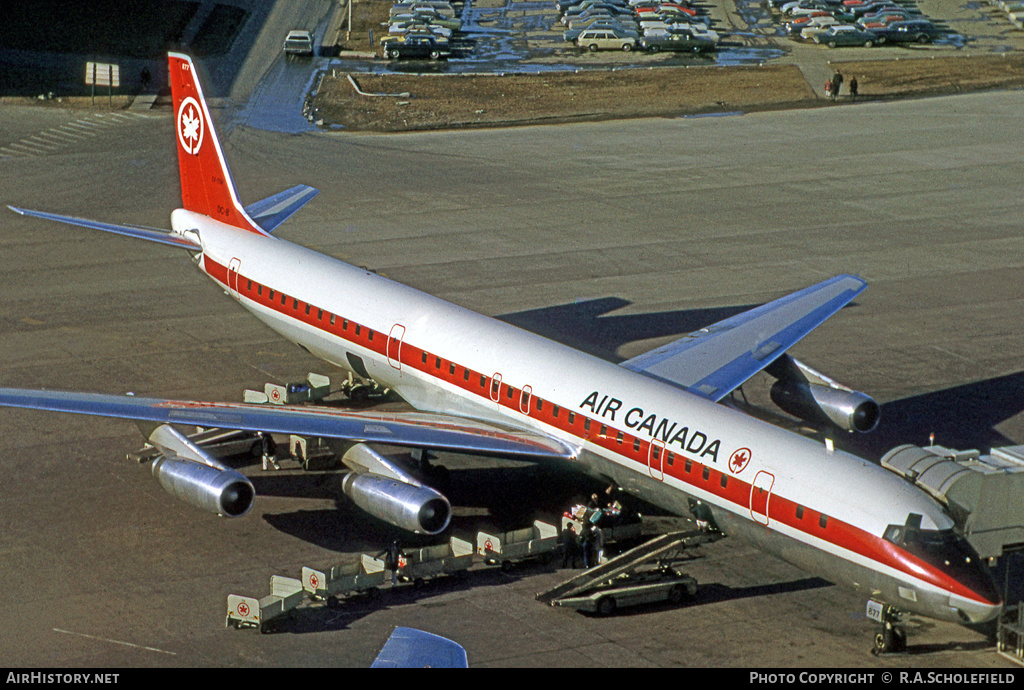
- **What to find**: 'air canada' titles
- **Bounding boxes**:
[579,390,720,463]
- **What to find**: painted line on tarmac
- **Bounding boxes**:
[53,628,178,656]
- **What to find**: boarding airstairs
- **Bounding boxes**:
[536,529,720,606]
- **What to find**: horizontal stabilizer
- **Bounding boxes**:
[0,388,577,461]
[620,274,867,401]
[8,206,200,249]
[244,185,319,233]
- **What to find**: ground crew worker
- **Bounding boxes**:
[259,431,280,470]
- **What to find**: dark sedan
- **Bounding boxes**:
[869,20,942,44]
[640,31,715,52]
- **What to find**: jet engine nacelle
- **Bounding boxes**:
[152,456,255,517]
[342,472,451,535]
[770,379,880,433]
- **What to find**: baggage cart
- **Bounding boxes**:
[477,520,559,571]
[398,537,473,586]
[302,554,387,606]
[226,575,304,633]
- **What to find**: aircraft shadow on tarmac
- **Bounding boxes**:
[498,297,756,362]
[844,369,1024,460]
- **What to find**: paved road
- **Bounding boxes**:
[0,90,1022,666]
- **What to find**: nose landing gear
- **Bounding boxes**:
[869,602,907,655]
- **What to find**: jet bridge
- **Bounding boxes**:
[881,444,1024,561]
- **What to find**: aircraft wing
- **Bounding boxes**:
[371,627,468,668]
[619,274,867,402]
[243,184,319,233]
[7,206,201,249]
[0,388,576,461]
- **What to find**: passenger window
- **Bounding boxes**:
[422,352,428,364]
[819,514,828,529]
[616,431,623,445]
[720,475,728,489]
[536,399,543,411]
[464,369,470,381]
[584,418,591,433]
[355,325,362,336]
[269,289,274,300]
[568,412,575,424]
[796,505,804,520]
[246,279,252,290]
[634,439,641,452]
[684,458,692,473]
[449,363,456,376]
[281,293,286,305]
[317,309,323,320]
[330,314,336,326]
[666,452,674,466]
[435,357,442,369]
[258,285,263,296]
[702,466,710,481]
[552,405,559,418]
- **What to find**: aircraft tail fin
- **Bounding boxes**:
[168,52,268,236]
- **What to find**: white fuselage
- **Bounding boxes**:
[174,209,1000,625]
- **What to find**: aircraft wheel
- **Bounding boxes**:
[596,596,617,617]
[501,560,515,573]
[668,585,685,604]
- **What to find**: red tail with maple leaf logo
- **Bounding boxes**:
[168,52,267,235]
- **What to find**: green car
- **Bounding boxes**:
[812,25,879,47]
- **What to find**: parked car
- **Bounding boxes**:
[390,11,462,30]
[812,24,879,46]
[381,33,453,59]
[644,23,719,40]
[641,30,715,51]
[389,20,453,39]
[390,1,456,17]
[576,27,638,50]
[566,10,635,28]
[563,2,634,19]
[869,19,941,43]
[564,20,640,41]
[786,13,839,35]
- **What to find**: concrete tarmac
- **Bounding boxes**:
[0,90,1022,667]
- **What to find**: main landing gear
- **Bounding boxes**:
[870,603,907,656]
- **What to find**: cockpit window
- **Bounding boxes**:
[883,523,999,604]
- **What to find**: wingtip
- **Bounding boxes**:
[7,205,26,216]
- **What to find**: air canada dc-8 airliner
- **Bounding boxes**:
[1,54,1001,643]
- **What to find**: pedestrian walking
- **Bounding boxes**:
[849,76,859,101]
[824,79,832,100]
[831,71,844,101]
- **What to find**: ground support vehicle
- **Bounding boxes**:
[555,566,697,615]
[477,520,560,571]
[302,554,387,607]
[226,575,304,633]
[243,372,332,405]
[538,530,718,616]
[398,537,474,585]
